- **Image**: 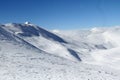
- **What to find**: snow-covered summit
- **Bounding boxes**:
[25,21,31,24]
[3,23,67,42]
[0,23,81,61]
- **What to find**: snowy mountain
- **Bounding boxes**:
[53,27,120,68]
[0,23,120,80]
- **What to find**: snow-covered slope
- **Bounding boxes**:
[53,27,120,69]
[1,23,81,61]
[0,23,120,80]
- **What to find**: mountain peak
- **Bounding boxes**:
[1,23,67,43]
[25,21,31,25]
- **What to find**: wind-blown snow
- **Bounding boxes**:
[0,23,120,80]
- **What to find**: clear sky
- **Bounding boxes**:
[0,0,120,29]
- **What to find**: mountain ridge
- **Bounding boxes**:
[0,23,81,61]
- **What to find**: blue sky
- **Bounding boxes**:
[0,0,120,29]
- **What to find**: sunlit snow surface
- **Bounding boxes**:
[0,23,120,80]
[53,27,120,69]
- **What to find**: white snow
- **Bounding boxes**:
[0,23,120,80]
[25,21,30,24]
